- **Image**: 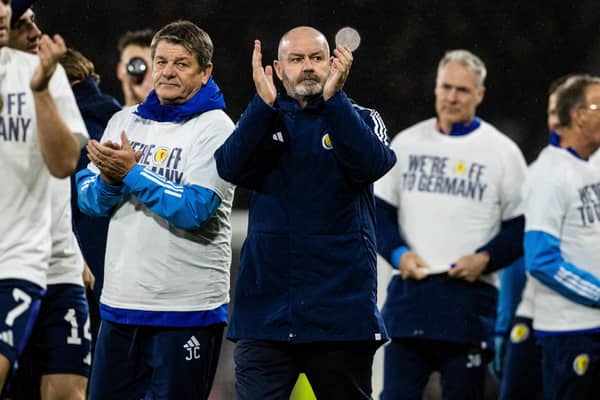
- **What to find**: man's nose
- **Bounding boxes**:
[29,23,42,38]
[447,88,459,101]
[0,3,10,18]
[162,63,176,77]
[301,58,315,71]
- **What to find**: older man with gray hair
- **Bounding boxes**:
[374,49,528,399]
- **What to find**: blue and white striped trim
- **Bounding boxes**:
[555,265,600,302]
[139,168,184,198]
[525,230,600,308]
[78,175,97,192]
[353,104,389,145]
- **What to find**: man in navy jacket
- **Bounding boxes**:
[215,26,396,399]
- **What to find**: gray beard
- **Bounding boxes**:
[294,81,323,97]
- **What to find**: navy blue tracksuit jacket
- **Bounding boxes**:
[215,91,396,343]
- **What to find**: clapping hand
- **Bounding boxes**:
[252,40,276,106]
[30,34,67,92]
[323,44,353,101]
[87,131,142,184]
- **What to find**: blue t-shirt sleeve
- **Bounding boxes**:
[76,167,127,217]
[123,165,221,230]
[525,230,600,307]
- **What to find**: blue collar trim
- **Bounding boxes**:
[548,130,587,160]
[436,118,481,136]
[548,131,561,146]
[135,76,226,122]
[566,147,586,160]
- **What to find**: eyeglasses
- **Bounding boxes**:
[579,104,600,111]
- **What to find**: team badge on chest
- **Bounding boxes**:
[154,147,170,164]
[322,133,333,150]
[510,323,529,343]
[573,353,590,376]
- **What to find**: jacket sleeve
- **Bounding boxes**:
[322,91,397,184]
[122,165,221,230]
[525,230,600,308]
[477,215,525,273]
[76,167,127,217]
[214,95,283,189]
[375,196,409,269]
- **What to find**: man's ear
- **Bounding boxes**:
[200,63,213,85]
[570,107,583,127]
[273,60,283,81]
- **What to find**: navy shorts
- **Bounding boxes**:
[538,333,600,400]
[21,284,91,376]
[89,320,224,400]
[499,316,543,400]
[3,284,91,400]
[233,339,380,400]
[0,279,44,367]
[381,338,491,400]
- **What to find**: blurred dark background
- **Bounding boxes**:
[35,0,600,170]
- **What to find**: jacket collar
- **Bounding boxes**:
[277,93,324,112]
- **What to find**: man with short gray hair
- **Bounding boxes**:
[77,20,235,400]
[375,49,527,399]
[437,49,487,87]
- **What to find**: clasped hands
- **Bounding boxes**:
[87,131,142,185]
[399,251,489,282]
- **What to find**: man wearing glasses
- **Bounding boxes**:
[523,74,600,399]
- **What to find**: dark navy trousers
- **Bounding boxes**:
[234,339,381,400]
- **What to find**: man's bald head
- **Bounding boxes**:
[277,26,329,61]
[273,26,332,107]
